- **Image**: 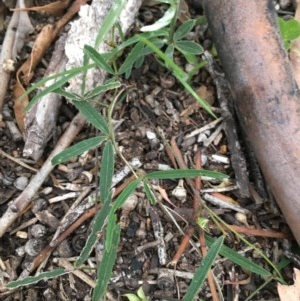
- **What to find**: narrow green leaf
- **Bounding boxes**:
[165,43,174,59]
[84,45,115,75]
[84,80,121,100]
[7,268,67,288]
[134,55,145,69]
[22,63,95,105]
[137,286,148,299]
[94,0,126,48]
[141,38,165,56]
[174,19,196,41]
[118,42,144,75]
[140,4,176,32]
[73,101,109,135]
[205,235,272,277]
[23,64,95,112]
[123,294,141,301]
[117,29,169,52]
[183,53,198,64]
[143,181,156,205]
[106,212,117,252]
[92,224,121,300]
[76,194,112,266]
[54,88,83,102]
[277,256,291,270]
[138,36,216,117]
[25,73,75,111]
[100,141,114,202]
[51,136,106,166]
[146,169,227,180]
[183,236,224,301]
[112,178,142,212]
[175,40,204,55]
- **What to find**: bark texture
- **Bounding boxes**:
[203,0,300,243]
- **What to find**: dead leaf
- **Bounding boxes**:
[11,0,70,16]
[278,268,300,301]
[178,0,190,23]
[211,192,240,205]
[13,74,29,132]
[13,0,87,132]
[197,85,215,105]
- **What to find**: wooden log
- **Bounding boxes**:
[203,0,300,243]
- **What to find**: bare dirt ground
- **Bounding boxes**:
[0,1,298,300]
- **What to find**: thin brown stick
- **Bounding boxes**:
[193,149,202,220]
[165,141,178,168]
[170,137,194,190]
[220,224,293,240]
[168,225,195,266]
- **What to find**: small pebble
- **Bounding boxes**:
[30,224,47,238]
[14,176,29,190]
[182,136,196,148]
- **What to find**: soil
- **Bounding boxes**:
[0,0,298,300]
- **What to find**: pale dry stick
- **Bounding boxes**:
[0,113,86,237]
[184,117,223,139]
[203,122,225,147]
[48,192,81,203]
[202,193,250,214]
[149,268,195,280]
[149,206,167,265]
[0,11,18,112]
[50,200,95,245]
[201,185,238,193]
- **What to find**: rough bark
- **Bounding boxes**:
[203,0,300,244]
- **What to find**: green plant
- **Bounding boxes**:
[124,287,150,301]
[9,1,290,300]
[278,17,300,49]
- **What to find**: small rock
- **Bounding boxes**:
[14,176,29,190]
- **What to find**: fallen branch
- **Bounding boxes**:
[203,0,300,244]
[23,34,67,161]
